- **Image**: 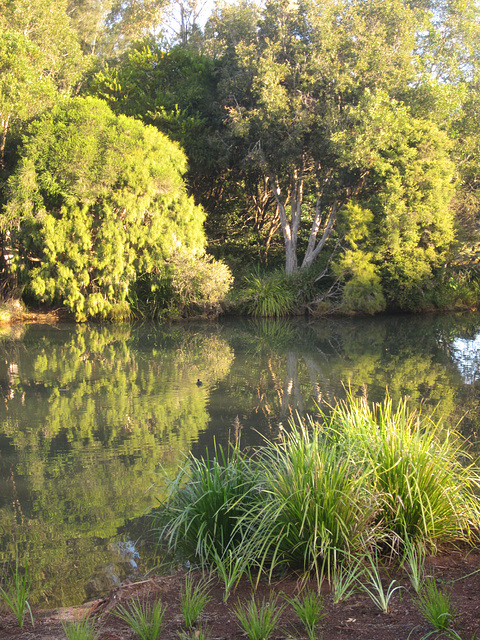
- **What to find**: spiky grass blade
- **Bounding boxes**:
[211,549,248,602]
[0,559,34,628]
[177,623,211,640]
[402,534,426,594]
[234,594,284,640]
[331,556,363,603]
[359,552,403,613]
[115,597,166,640]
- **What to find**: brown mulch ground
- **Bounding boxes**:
[1,551,479,640]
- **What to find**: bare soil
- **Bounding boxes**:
[1,551,479,640]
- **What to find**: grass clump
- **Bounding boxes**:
[234,594,284,640]
[415,576,456,633]
[177,624,211,640]
[0,558,34,628]
[61,616,99,640]
[326,395,480,547]
[251,419,376,582]
[180,576,211,628]
[153,440,262,566]
[115,596,166,640]
[241,270,296,317]
[284,589,325,640]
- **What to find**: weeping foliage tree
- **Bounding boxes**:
[2,96,206,320]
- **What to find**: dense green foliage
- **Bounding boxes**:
[1,0,480,315]
[155,396,480,581]
[3,97,208,320]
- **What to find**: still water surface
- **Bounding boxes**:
[1,313,480,606]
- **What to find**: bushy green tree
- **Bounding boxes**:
[0,0,84,172]
[2,96,207,320]
[209,0,420,275]
[333,91,455,310]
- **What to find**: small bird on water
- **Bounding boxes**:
[196,379,203,386]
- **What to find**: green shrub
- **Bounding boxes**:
[166,248,233,318]
[325,395,480,546]
[5,97,206,321]
[334,250,387,315]
[251,420,377,580]
[153,441,262,565]
[130,249,233,319]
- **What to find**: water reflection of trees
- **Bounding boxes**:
[1,314,480,606]
[223,314,480,438]
[0,323,234,606]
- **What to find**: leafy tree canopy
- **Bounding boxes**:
[0,0,85,177]
[203,0,455,306]
[2,96,206,320]
[67,0,171,57]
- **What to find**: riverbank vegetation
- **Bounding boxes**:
[2,395,480,639]
[2,0,480,320]
[154,396,480,583]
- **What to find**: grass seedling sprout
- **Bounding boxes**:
[61,616,99,640]
[402,534,426,594]
[359,552,403,613]
[180,575,211,628]
[0,558,34,628]
[212,550,246,602]
[416,576,455,632]
[234,594,285,640]
[284,589,325,640]
[177,623,212,640]
[115,596,166,640]
[331,558,363,604]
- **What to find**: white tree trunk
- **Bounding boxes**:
[270,171,303,274]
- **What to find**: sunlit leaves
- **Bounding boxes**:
[4,97,206,320]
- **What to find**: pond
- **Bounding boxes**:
[0,312,480,607]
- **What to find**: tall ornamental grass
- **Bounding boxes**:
[249,421,377,580]
[326,396,480,546]
[153,441,262,565]
[153,396,480,582]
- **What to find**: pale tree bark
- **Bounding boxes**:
[269,164,342,273]
[301,198,339,269]
[270,168,303,274]
[0,113,11,170]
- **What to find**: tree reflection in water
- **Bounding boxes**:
[0,313,479,606]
